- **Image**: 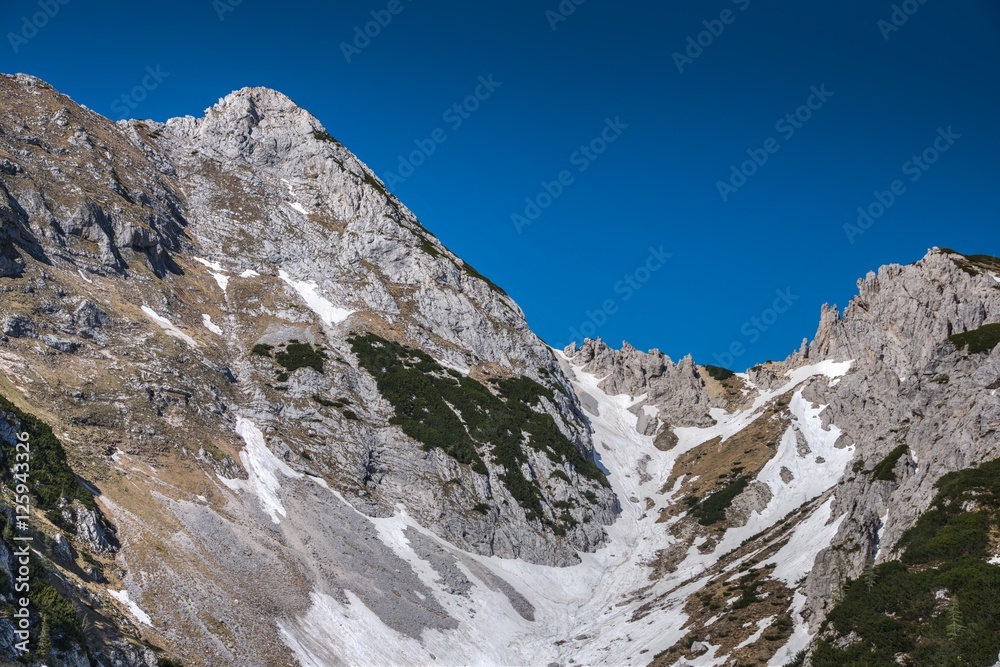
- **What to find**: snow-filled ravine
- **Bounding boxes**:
[275,357,855,667]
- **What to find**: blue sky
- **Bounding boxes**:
[3,0,998,369]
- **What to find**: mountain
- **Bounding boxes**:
[0,72,998,667]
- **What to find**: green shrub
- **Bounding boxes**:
[458,260,507,296]
[275,342,326,373]
[948,323,1000,355]
[782,650,807,667]
[813,457,1000,666]
[251,343,273,357]
[0,393,94,512]
[418,238,441,258]
[871,444,908,481]
[690,476,749,526]
[312,395,337,407]
[31,578,85,651]
[703,365,736,381]
[472,503,491,515]
[312,130,341,145]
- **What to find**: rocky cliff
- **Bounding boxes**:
[0,72,616,665]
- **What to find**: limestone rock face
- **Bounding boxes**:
[809,250,1000,379]
[568,338,716,428]
[0,73,619,665]
[796,250,1000,630]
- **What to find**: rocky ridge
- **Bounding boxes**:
[563,247,1000,666]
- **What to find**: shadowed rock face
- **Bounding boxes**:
[0,74,188,277]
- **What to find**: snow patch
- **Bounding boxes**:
[240,269,260,278]
[108,589,153,627]
[768,498,844,585]
[193,256,224,272]
[279,270,354,326]
[281,357,703,665]
[288,201,308,215]
[760,392,851,509]
[141,306,198,347]
[194,257,230,291]
[219,418,303,524]
[202,314,223,335]
[735,615,775,651]
[771,592,812,665]
[874,510,889,559]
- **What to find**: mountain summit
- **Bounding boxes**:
[1,73,999,666]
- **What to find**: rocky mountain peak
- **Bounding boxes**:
[213,85,304,116]
[0,74,634,662]
[808,247,1000,377]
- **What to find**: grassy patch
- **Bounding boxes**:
[949,323,1000,355]
[312,130,341,145]
[361,169,393,203]
[418,237,441,258]
[939,249,1000,277]
[871,444,909,481]
[251,343,273,357]
[458,260,508,296]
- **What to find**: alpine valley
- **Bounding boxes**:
[0,72,999,667]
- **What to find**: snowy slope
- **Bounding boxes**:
[277,355,856,666]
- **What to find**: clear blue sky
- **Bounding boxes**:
[3,0,998,369]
